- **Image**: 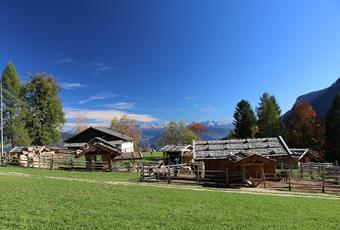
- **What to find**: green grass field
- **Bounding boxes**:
[139,151,164,162]
[0,166,339,229]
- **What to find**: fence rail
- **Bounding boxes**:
[2,157,134,172]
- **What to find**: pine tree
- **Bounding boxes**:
[233,100,257,139]
[22,73,64,145]
[256,92,285,137]
[286,102,325,155]
[325,93,340,162]
[1,62,31,147]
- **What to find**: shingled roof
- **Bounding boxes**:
[64,126,133,144]
[115,152,143,161]
[193,136,292,161]
[160,145,193,153]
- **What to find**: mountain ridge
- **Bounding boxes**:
[284,77,340,120]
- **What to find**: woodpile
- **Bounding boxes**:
[9,146,55,168]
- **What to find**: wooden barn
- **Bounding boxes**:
[160,145,193,164]
[193,137,293,182]
[64,127,134,153]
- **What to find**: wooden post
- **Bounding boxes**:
[336,161,339,185]
[108,155,112,172]
[70,159,74,171]
[288,170,292,191]
[309,162,313,179]
[300,163,304,178]
[167,165,171,184]
[261,166,266,189]
[322,166,325,193]
[225,168,229,186]
[140,165,144,182]
[50,157,53,170]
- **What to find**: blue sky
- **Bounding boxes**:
[1,0,340,129]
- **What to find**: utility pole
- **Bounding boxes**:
[1,81,3,159]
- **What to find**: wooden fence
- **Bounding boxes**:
[3,157,134,172]
[139,163,271,187]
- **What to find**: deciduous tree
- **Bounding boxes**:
[74,113,88,134]
[111,115,141,151]
[157,121,197,147]
[286,102,325,155]
[22,73,65,145]
[188,122,208,140]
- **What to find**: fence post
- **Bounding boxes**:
[322,166,325,193]
[50,157,53,170]
[225,168,229,186]
[309,163,313,179]
[70,159,74,171]
[281,163,283,171]
[336,161,339,185]
[288,169,292,191]
[167,165,171,184]
[261,167,266,189]
[300,163,304,178]
[140,165,144,182]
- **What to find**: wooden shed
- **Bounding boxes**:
[75,137,122,171]
[290,148,320,166]
[193,137,293,182]
[160,145,193,164]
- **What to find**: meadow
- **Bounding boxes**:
[0,166,339,230]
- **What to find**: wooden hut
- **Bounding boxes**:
[160,145,193,164]
[290,148,320,166]
[193,137,293,182]
[75,137,122,171]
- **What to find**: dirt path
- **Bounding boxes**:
[1,171,340,200]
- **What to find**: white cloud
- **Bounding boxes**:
[91,62,123,76]
[53,57,75,64]
[101,102,136,110]
[64,107,157,129]
[79,93,115,104]
[199,105,218,113]
[184,96,198,101]
[60,82,85,90]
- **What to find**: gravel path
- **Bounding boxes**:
[1,171,340,200]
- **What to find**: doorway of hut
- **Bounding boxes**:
[242,163,264,182]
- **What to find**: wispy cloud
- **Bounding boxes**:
[101,102,136,110]
[60,82,85,90]
[64,107,157,129]
[184,96,198,102]
[79,93,115,104]
[199,105,218,113]
[53,57,75,64]
[91,62,123,76]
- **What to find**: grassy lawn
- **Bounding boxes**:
[0,167,339,229]
[139,151,164,162]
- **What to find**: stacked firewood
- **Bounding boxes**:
[10,146,55,168]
